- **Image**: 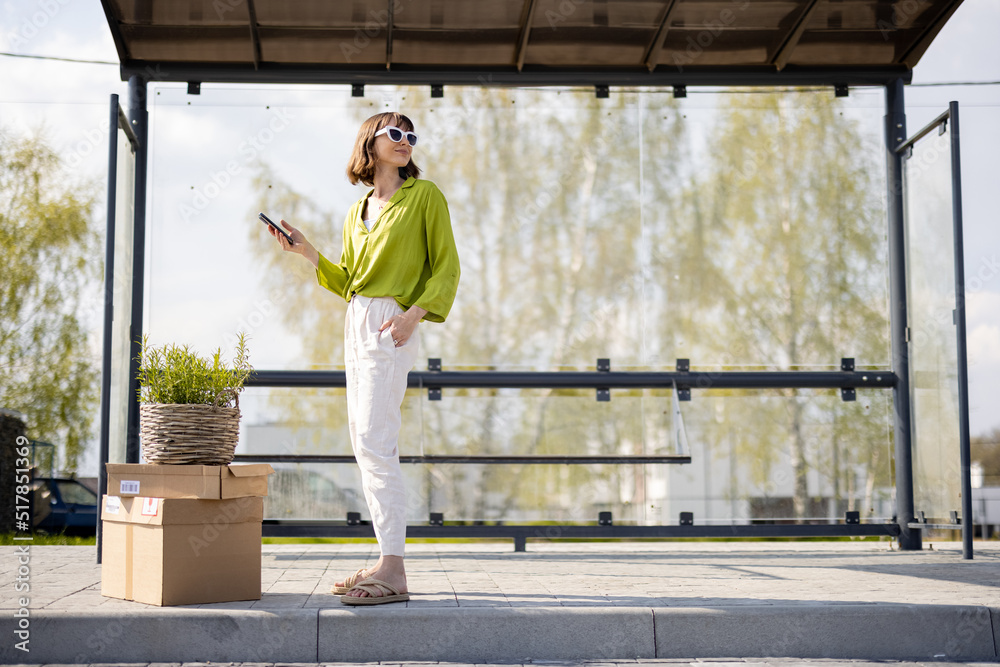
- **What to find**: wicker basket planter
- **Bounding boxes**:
[139,399,240,465]
[136,334,251,466]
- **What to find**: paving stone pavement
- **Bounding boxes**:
[0,539,997,611]
[0,540,997,663]
[3,661,1000,666]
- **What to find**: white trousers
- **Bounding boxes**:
[344,295,420,557]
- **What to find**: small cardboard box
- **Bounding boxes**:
[106,463,274,499]
[101,494,264,606]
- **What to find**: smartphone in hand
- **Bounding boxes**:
[259,212,294,246]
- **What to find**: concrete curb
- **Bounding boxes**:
[1,604,996,664]
[0,609,317,664]
[654,604,998,660]
[319,606,655,662]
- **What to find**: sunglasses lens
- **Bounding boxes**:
[387,127,403,142]
[406,133,418,146]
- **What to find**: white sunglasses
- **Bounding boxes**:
[374,125,418,146]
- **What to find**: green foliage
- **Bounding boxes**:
[137,332,252,407]
[0,532,96,545]
[0,128,100,473]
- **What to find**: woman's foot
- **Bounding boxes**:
[343,555,407,599]
[331,567,369,594]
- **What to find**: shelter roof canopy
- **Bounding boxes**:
[101,0,963,86]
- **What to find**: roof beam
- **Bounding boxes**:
[386,0,395,70]
[116,62,914,88]
[247,0,262,70]
[771,0,822,71]
[897,0,964,68]
[515,0,538,72]
[643,0,679,73]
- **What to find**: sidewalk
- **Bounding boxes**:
[1,540,997,663]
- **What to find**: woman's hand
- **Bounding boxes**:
[379,306,427,347]
[269,219,319,267]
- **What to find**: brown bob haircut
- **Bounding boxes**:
[346,112,421,186]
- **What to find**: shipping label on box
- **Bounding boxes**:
[119,480,141,495]
[141,497,159,516]
[104,495,122,515]
[106,463,274,499]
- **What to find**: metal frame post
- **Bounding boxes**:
[885,79,920,551]
[96,94,121,563]
[125,75,149,464]
[949,102,974,560]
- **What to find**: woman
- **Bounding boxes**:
[268,111,460,605]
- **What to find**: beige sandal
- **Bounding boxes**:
[340,578,410,606]
[330,568,368,595]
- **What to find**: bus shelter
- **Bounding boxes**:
[97,0,973,558]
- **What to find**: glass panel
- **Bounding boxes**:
[266,463,364,521]
[640,88,891,370]
[419,389,646,457]
[649,391,895,525]
[148,85,889,371]
[244,386,894,523]
[904,121,963,522]
[108,124,135,465]
[146,84,894,522]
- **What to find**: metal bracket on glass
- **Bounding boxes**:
[673,85,687,99]
[675,359,691,401]
[679,511,694,526]
[908,510,962,531]
[598,511,613,526]
[845,511,860,525]
[834,84,849,98]
[429,512,444,526]
[351,83,364,98]
[904,145,913,160]
[430,84,444,98]
[671,381,692,459]
[840,357,856,402]
[597,358,610,402]
[938,120,947,136]
[427,357,442,401]
[595,84,609,98]
[346,511,362,526]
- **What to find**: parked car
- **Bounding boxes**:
[33,477,98,536]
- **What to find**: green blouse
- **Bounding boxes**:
[316,177,461,323]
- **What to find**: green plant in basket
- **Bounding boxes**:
[136,333,252,465]
[137,332,252,406]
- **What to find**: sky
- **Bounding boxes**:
[2,1,999,474]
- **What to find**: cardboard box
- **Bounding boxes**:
[106,463,274,499]
[101,494,263,606]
